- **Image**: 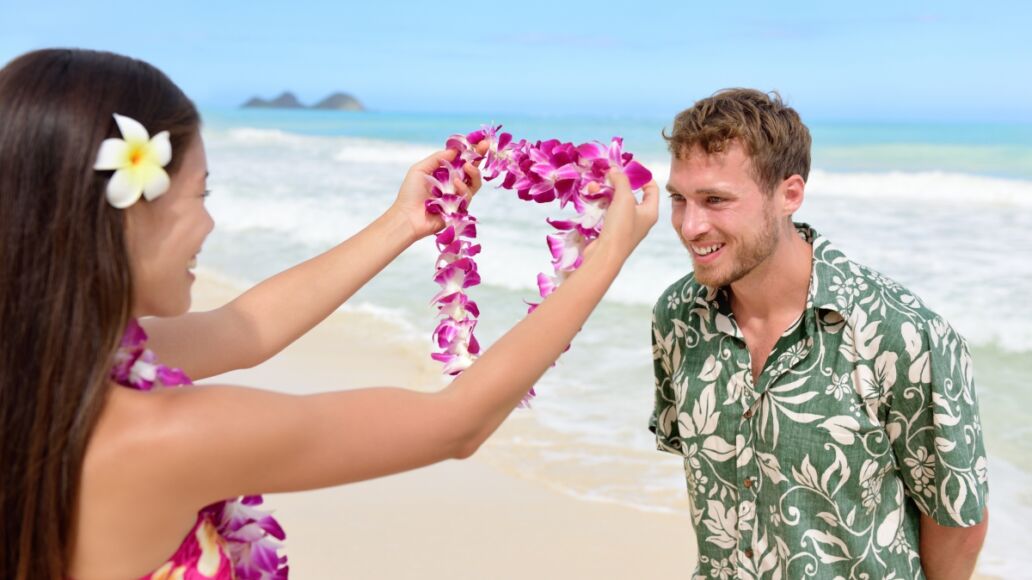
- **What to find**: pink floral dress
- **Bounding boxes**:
[112,320,289,580]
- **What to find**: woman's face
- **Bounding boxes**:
[125,132,213,318]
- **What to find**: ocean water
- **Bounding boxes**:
[198,109,1032,577]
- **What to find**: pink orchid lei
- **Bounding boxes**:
[112,319,289,579]
[425,127,652,399]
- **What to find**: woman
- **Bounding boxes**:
[0,48,658,579]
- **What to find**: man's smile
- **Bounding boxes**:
[690,242,726,264]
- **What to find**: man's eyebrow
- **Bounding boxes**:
[665,185,737,197]
[695,188,735,197]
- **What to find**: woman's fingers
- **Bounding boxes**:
[597,170,659,256]
[639,180,660,225]
[606,167,631,193]
[453,176,471,198]
[413,149,457,174]
[411,151,482,203]
[605,168,634,213]
[463,162,483,194]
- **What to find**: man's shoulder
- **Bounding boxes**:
[832,255,953,338]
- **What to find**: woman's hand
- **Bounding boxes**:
[589,168,659,264]
[388,149,484,243]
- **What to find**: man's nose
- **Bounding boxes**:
[679,202,709,241]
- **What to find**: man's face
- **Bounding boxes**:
[666,143,783,288]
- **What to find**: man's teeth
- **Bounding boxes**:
[693,244,723,256]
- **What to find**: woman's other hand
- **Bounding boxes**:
[588,168,659,265]
[389,147,484,242]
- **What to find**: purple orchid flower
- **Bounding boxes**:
[607,137,653,190]
[431,257,481,304]
[436,292,480,321]
[481,130,518,181]
[110,318,192,390]
[546,231,587,272]
[206,498,289,579]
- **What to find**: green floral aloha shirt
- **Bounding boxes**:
[650,224,988,580]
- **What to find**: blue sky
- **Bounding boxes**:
[2,0,1030,121]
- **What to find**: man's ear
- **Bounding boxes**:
[778,174,806,216]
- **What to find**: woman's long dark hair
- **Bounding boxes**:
[0,49,199,578]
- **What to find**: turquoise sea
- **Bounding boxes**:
[198,109,1032,577]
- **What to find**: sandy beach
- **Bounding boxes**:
[193,271,1000,579]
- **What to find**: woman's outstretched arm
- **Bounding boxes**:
[94,171,658,508]
[143,149,481,380]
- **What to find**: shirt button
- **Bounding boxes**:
[743,478,754,488]
[743,408,753,419]
[744,548,754,559]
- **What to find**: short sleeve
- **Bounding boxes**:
[887,316,988,527]
[650,300,682,455]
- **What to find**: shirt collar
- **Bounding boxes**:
[802,224,854,317]
[699,223,853,336]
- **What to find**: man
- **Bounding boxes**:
[650,89,988,579]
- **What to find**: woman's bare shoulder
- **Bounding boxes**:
[74,385,205,578]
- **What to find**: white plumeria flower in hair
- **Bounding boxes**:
[93,113,173,208]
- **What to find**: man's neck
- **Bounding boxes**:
[728,225,813,322]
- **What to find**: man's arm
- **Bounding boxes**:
[919,509,989,580]
[887,314,989,579]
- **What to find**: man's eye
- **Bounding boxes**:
[669,194,685,203]
[706,196,723,205]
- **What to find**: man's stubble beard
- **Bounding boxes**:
[689,202,782,288]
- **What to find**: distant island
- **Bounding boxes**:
[241,91,365,111]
